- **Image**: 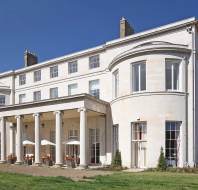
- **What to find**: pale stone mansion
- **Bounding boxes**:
[0,17,198,169]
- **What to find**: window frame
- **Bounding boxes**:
[19,74,26,86]
[50,65,58,78]
[33,91,41,102]
[89,79,100,99]
[34,70,41,82]
[89,54,100,69]
[165,59,181,91]
[68,60,78,74]
[50,87,58,99]
[68,83,78,96]
[131,61,146,92]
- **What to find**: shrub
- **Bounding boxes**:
[111,150,122,168]
[157,147,167,171]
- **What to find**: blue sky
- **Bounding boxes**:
[0,0,197,72]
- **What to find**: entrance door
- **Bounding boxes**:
[131,122,147,168]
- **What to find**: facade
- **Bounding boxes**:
[0,17,198,168]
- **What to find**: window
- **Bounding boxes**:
[113,70,119,98]
[165,121,181,167]
[166,59,180,90]
[68,83,78,96]
[34,70,41,82]
[19,74,26,85]
[113,125,119,155]
[50,87,58,99]
[33,91,41,101]
[68,129,78,140]
[50,65,58,78]
[0,95,5,106]
[19,94,26,104]
[132,62,146,92]
[89,55,100,69]
[68,61,78,74]
[89,79,100,98]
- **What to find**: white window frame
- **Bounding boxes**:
[165,59,181,91]
[19,74,26,85]
[50,87,58,99]
[89,55,100,69]
[113,69,119,98]
[131,61,146,92]
[68,60,78,74]
[33,91,41,102]
[19,94,26,104]
[34,70,41,82]
[50,65,58,78]
[68,83,78,96]
[89,79,100,99]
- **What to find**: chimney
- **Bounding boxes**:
[120,17,134,38]
[24,49,38,67]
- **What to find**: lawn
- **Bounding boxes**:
[0,171,197,190]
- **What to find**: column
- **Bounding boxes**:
[33,113,41,165]
[0,117,6,163]
[54,111,63,166]
[9,123,15,155]
[78,108,87,168]
[15,115,22,164]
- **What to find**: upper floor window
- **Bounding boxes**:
[34,70,41,82]
[68,61,78,74]
[19,94,26,104]
[68,83,78,96]
[50,87,58,99]
[113,70,119,98]
[19,74,26,85]
[89,79,100,98]
[89,55,100,69]
[50,65,58,78]
[68,129,78,140]
[165,59,180,90]
[33,91,41,102]
[132,62,146,92]
[0,95,5,106]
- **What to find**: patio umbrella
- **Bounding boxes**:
[63,140,80,145]
[41,139,55,146]
[23,140,35,146]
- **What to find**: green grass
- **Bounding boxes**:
[0,171,197,190]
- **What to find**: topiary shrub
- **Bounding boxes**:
[157,147,167,171]
[111,150,122,169]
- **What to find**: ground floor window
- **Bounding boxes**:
[113,124,119,155]
[131,122,147,168]
[89,128,100,164]
[165,121,181,167]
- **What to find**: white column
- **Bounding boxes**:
[15,115,22,164]
[9,123,15,155]
[54,111,63,166]
[33,113,41,165]
[0,117,6,163]
[78,108,87,168]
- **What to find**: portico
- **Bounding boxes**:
[0,94,109,168]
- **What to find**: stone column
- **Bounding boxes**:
[0,117,6,163]
[78,108,87,168]
[54,111,63,166]
[9,123,15,155]
[33,113,41,165]
[15,115,22,164]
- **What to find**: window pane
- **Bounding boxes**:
[166,62,172,90]
[19,94,25,104]
[50,65,58,78]
[34,70,41,82]
[19,74,26,85]
[68,61,78,74]
[89,79,100,98]
[132,64,139,91]
[174,63,179,90]
[50,87,58,98]
[0,95,5,106]
[33,91,41,101]
[68,83,78,96]
[89,55,100,69]
[141,63,146,90]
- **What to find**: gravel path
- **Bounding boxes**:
[0,164,112,181]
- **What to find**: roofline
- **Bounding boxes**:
[0,17,197,78]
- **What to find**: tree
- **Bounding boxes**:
[112,150,122,168]
[157,147,167,171]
